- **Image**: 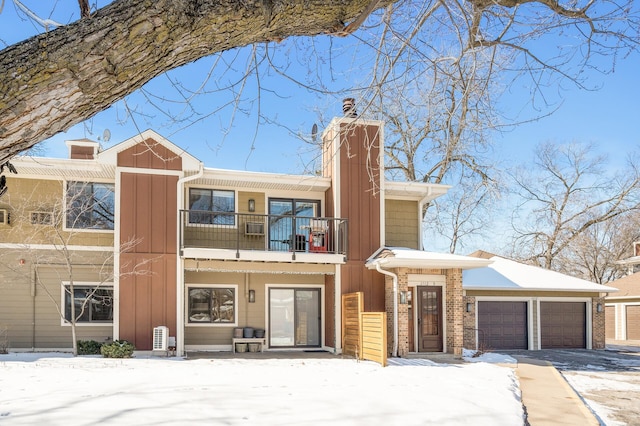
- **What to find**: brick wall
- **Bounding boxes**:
[463,295,476,350]
[445,269,464,356]
[382,267,464,356]
[592,296,606,349]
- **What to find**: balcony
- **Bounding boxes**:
[179,210,347,263]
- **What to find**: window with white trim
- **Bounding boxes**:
[187,286,236,324]
[66,181,115,230]
[63,283,114,323]
[188,188,235,225]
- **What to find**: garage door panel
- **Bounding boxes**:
[626,305,640,340]
[541,302,586,349]
[605,306,615,339]
[478,301,528,350]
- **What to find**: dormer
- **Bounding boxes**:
[65,139,99,160]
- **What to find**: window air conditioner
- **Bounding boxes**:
[0,209,8,225]
[152,326,169,351]
[245,221,264,235]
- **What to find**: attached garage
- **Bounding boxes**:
[626,305,640,340]
[463,252,616,351]
[478,301,528,350]
[540,302,586,349]
[605,272,640,343]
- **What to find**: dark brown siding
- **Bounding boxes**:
[117,139,182,171]
[626,305,640,340]
[540,302,586,349]
[338,123,384,312]
[119,254,177,349]
[117,141,180,350]
[324,274,335,347]
[70,145,95,159]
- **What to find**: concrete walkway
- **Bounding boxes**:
[514,356,600,426]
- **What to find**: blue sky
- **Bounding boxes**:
[1,0,638,176]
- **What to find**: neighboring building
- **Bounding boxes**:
[605,273,640,342]
[462,251,616,351]
[0,104,614,357]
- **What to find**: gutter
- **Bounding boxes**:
[176,163,204,357]
[375,263,399,357]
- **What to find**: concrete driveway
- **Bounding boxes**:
[508,345,640,425]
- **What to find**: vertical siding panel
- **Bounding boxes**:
[117,141,179,350]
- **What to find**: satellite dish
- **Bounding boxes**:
[103,129,111,143]
[311,123,318,143]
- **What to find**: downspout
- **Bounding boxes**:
[418,186,433,251]
[176,163,204,357]
[375,263,399,357]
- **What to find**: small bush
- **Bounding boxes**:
[0,325,8,354]
[77,340,103,355]
[100,340,135,358]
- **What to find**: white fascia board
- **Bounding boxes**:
[464,284,617,293]
[98,129,201,170]
[384,181,451,202]
[367,257,492,271]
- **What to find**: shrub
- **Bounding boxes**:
[77,339,103,355]
[100,340,135,358]
[0,325,8,354]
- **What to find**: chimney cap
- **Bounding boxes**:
[342,98,357,118]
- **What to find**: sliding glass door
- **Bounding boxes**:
[268,199,319,252]
[269,288,321,348]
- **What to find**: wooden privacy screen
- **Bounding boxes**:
[342,292,363,358]
[361,312,387,367]
[342,292,387,367]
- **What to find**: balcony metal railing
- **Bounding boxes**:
[179,210,347,257]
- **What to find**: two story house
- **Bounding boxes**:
[0,102,611,356]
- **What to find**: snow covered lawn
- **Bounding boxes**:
[0,353,523,425]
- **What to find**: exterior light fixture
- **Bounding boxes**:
[399,291,408,305]
[249,289,256,303]
[597,303,603,313]
[248,199,256,212]
[466,302,473,313]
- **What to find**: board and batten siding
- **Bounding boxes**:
[0,256,114,349]
[385,199,419,249]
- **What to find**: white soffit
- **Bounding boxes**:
[366,247,492,270]
[9,156,115,180]
[384,181,451,202]
[193,168,332,192]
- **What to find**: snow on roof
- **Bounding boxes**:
[366,247,493,270]
[463,256,618,293]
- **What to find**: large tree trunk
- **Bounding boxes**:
[0,0,395,163]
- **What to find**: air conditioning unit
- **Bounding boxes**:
[0,209,8,225]
[152,326,168,351]
[245,221,264,235]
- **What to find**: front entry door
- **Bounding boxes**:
[418,286,443,352]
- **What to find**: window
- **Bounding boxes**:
[66,182,115,230]
[188,188,235,225]
[63,284,113,324]
[187,287,236,324]
[30,211,53,225]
